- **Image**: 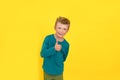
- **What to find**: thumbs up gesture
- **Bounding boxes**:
[55,39,62,51]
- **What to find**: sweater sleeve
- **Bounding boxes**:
[40,36,57,58]
[62,44,70,61]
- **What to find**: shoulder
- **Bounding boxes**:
[44,34,54,40]
[43,34,55,44]
[64,39,70,47]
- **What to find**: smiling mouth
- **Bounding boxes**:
[58,33,63,36]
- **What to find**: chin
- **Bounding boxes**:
[59,36,63,38]
[58,35,63,38]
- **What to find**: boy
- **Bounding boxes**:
[40,16,70,80]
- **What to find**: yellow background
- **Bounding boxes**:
[0,0,120,80]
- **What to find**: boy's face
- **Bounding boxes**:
[55,22,69,38]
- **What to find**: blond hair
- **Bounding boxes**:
[55,16,70,29]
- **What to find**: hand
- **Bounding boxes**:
[55,39,62,51]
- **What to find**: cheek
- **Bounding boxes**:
[64,30,68,33]
[56,29,60,32]
[62,31,67,35]
[55,28,59,32]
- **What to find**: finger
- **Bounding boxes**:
[56,39,58,45]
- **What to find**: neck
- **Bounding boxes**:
[54,34,64,42]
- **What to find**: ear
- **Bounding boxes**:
[66,25,69,31]
[66,29,69,33]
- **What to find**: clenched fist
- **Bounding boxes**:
[55,39,62,51]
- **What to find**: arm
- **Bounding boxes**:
[62,44,70,61]
[40,36,57,58]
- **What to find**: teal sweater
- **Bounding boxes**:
[40,34,69,75]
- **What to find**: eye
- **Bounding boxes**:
[64,28,67,30]
[58,27,61,29]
